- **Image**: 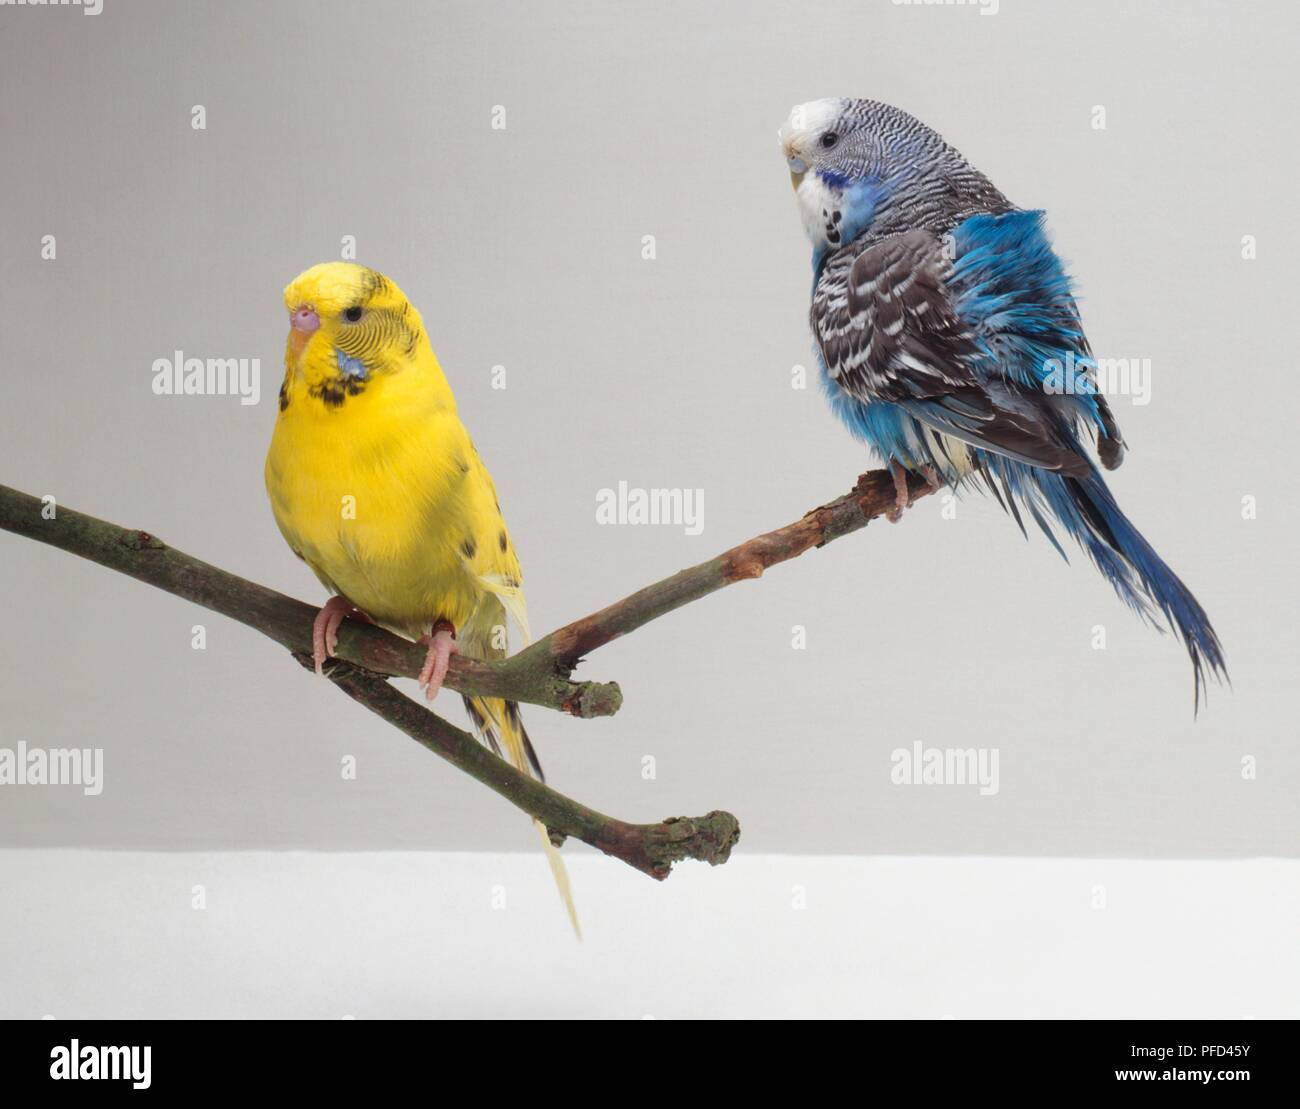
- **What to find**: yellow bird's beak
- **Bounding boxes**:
[288,304,320,362]
[288,330,310,362]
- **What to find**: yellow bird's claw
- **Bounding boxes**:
[312,596,372,677]
[418,622,459,701]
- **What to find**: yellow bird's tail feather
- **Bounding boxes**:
[534,817,581,940]
[463,689,580,938]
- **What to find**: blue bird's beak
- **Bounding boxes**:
[780,126,808,186]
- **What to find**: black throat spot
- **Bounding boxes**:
[309,375,367,408]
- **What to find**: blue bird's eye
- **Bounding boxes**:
[343,306,364,323]
[820,132,839,149]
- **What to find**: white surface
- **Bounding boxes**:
[1,851,1295,1019]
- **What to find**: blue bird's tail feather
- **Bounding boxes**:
[977,457,1228,710]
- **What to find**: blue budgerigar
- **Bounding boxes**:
[779,98,1226,704]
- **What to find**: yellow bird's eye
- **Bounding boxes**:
[343,306,364,323]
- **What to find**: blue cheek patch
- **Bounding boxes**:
[836,179,880,244]
[334,348,368,379]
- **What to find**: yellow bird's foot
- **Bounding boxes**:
[312,596,372,675]
[418,620,459,702]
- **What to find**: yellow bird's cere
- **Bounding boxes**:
[265,262,578,936]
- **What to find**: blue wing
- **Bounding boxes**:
[812,210,1124,473]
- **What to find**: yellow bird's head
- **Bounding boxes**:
[280,262,431,409]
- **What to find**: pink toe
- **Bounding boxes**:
[418,627,458,701]
[311,615,330,674]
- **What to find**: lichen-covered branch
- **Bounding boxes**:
[0,469,926,881]
[510,468,936,677]
[0,483,617,716]
[0,481,736,880]
[0,470,930,719]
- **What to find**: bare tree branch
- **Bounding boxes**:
[512,467,936,677]
[0,469,931,879]
[0,481,738,879]
[0,483,619,716]
[306,654,738,879]
[0,470,932,717]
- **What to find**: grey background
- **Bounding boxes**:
[0,0,1295,857]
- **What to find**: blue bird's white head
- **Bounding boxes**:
[779,98,1009,261]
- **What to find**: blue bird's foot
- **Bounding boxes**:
[885,462,942,522]
[886,462,908,522]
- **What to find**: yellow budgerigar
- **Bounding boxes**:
[265,262,577,935]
